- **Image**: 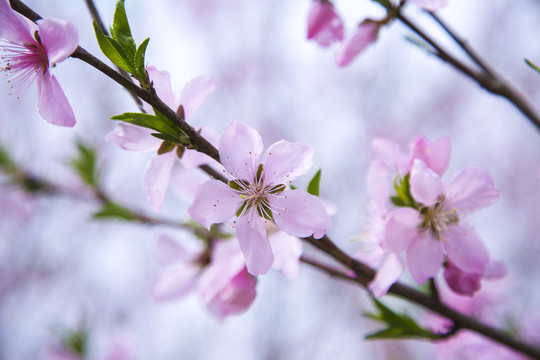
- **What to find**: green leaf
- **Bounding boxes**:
[93,20,134,74]
[134,37,150,80]
[69,142,100,188]
[525,59,540,74]
[64,328,88,357]
[0,145,16,173]
[307,169,322,197]
[92,201,138,221]
[111,112,182,138]
[392,174,416,208]
[111,0,137,59]
[364,299,440,340]
[150,132,190,146]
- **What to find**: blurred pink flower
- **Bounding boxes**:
[384,160,499,284]
[189,119,331,276]
[371,134,451,176]
[408,0,448,12]
[0,0,78,126]
[106,66,217,212]
[307,1,344,47]
[444,260,506,296]
[335,20,379,67]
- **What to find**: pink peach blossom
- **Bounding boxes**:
[0,0,78,126]
[189,119,331,276]
[307,1,344,47]
[335,21,379,67]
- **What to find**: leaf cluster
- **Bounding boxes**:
[364,299,441,340]
[93,0,149,84]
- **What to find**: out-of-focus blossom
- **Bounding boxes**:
[444,260,506,296]
[335,20,379,67]
[408,0,448,12]
[307,1,344,47]
[0,0,78,126]
[384,160,499,285]
[189,119,331,276]
[106,66,217,212]
[371,135,451,176]
[152,235,257,320]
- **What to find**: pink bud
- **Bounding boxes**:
[444,262,482,296]
[335,21,379,67]
[307,1,344,47]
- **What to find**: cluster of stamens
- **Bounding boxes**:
[418,195,459,241]
[228,164,286,221]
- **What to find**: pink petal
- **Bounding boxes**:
[306,1,344,47]
[154,235,197,265]
[408,0,448,12]
[0,0,34,44]
[410,159,444,205]
[383,208,420,252]
[235,212,274,276]
[335,21,378,67]
[444,262,482,296]
[371,137,410,175]
[36,71,76,127]
[180,127,220,168]
[407,235,445,284]
[170,166,208,202]
[105,123,161,151]
[37,18,78,66]
[442,226,489,274]
[270,189,331,239]
[152,263,199,301]
[188,180,242,230]
[409,135,451,176]
[261,140,313,185]
[445,167,499,215]
[269,231,303,279]
[147,66,177,109]
[219,119,263,181]
[179,75,217,120]
[369,253,405,297]
[367,160,389,212]
[143,152,176,213]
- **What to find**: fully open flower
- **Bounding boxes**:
[384,160,499,284]
[0,0,78,126]
[307,1,344,47]
[106,66,217,212]
[189,119,331,276]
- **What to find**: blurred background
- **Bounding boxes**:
[1,0,540,358]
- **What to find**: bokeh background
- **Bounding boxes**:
[2,0,540,358]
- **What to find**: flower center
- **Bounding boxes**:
[418,196,459,240]
[228,164,286,220]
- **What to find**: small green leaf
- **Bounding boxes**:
[392,174,416,208]
[93,20,134,74]
[92,201,138,221]
[0,145,16,173]
[64,328,88,357]
[364,299,441,340]
[111,0,136,59]
[525,59,540,75]
[69,142,100,188]
[307,169,322,197]
[111,111,182,139]
[134,37,150,80]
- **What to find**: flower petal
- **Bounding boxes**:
[409,135,451,176]
[188,180,241,230]
[307,1,344,47]
[36,71,76,127]
[445,168,499,215]
[219,119,263,181]
[0,0,34,44]
[235,211,273,276]
[444,262,482,296]
[147,66,177,109]
[179,75,217,120]
[154,235,196,266]
[152,263,199,301]
[410,159,444,206]
[105,123,161,151]
[270,189,331,239]
[335,21,378,67]
[369,253,404,298]
[442,226,489,274]
[143,152,176,213]
[269,231,303,279]
[261,140,313,185]
[37,18,78,66]
[383,208,420,252]
[407,235,445,284]
[371,137,410,175]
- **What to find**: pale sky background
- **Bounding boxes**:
[1,0,540,359]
